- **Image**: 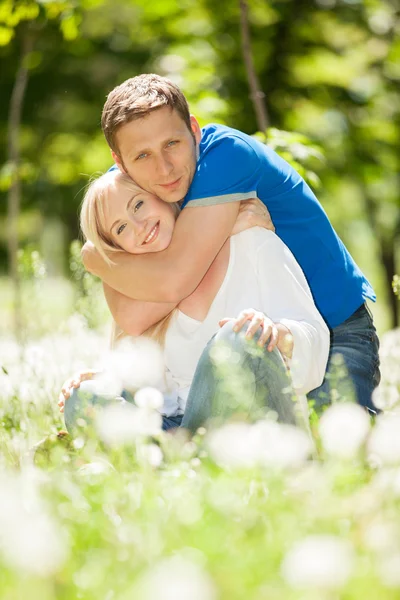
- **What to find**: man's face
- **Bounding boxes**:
[112,107,201,203]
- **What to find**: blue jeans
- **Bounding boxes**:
[64,383,183,434]
[64,322,297,435]
[181,321,297,432]
[307,303,380,413]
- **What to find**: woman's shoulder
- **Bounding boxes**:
[233,227,284,253]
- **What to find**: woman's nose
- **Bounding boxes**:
[129,214,146,236]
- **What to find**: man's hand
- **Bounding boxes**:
[231,199,274,236]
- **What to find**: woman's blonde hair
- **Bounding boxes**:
[80,170,180,346]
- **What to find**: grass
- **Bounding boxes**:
[0,278,399,599]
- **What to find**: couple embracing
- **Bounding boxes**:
[59,73,380,434]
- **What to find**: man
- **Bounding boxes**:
[84,73,380,413]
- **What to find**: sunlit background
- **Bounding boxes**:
[1,0,399,339]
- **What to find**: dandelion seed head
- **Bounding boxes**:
[135,387,164,410]
[282,535,354,589]
[96,403,161,447]
[368,414,400,466]
[319,403,370,458]
[137,555,217,600]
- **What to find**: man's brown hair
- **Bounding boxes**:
[101,74,192,157]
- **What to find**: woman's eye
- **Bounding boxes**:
[134,200,144,212]
[136,153,147,160]
[117,223,126,235]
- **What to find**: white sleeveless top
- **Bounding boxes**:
[161,228,329,417]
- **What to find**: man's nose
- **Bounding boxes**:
[156,152,173,178]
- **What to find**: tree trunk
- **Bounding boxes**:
[239,0,269,132]
[7,30,34,343]
[381,239,399,328]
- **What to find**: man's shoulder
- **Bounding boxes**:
[200,123,259,154]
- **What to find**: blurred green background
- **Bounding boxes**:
[1,0,399,338]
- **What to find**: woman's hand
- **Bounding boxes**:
[58,369,99,413]
[231,199,274,236]
[219,308,293,357]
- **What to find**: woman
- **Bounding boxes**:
[60,170,329,433]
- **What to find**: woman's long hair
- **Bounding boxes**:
[80,170,180,347]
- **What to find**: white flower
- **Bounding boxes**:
[207,420,313,469]
[367,414,400,466]
[281,535,354,589]
[378,553,400,588]
[102,337,165,394]
[138,444,163,468]
[137,556,217,600]
[96,403,162,447]
[251,420,313,468]
[207,422,257,468]
[2,512,67,576]
[372,385,400,411]
[78,460,115,478]
[0,473,68,576]
[363,519,399,553]
[319,403,370,458]
[135,387,164,410]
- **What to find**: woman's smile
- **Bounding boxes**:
[142,221,160,245]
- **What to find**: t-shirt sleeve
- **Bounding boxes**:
[183,135,262,208]
[255,230,330,395]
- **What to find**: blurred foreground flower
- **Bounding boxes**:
[135,387,164,410]
[96,403,162,447]
[207,420,313,469]
[319,402,370,459]
[367,414,400,466]
[281,535,354,589]
[136,555,217,600]
[0,472,68,576]
[102,338,165,394]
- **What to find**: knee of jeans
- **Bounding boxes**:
[213,320,244,347]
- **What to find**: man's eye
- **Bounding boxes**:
[134,200,144,212]
[136,153,148,160]
[117,223,126,235]
[167,140,178,147]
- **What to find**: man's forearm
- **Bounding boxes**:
[83,201,240,303]
[103,284,176,336]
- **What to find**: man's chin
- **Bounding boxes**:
[159,190,186,204]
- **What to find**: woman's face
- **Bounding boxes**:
[103,181,177,254]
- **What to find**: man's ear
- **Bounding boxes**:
[190,115,202,145]
[111,150,126,173]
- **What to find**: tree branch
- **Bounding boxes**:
[239,0,269,132]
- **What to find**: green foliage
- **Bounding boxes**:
[0,0,399,330]
[69,239,108,329]
[255,127,325,190]
[393,274,400,298]
[17,244,46,279]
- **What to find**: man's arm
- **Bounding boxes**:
[83,201,240,303]
[103,283,176,337]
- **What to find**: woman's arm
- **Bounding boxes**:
[103,283,176,337]
[83,201,240,303]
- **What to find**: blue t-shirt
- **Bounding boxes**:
[182,124,375,329]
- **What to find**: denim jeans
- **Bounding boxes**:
[64,321,297,435]
[307,303,381,413]
[64,381,183,434]
[181,321,298,433]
